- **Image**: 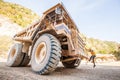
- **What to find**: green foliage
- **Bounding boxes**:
[113,51,120,60]
[0,0,40,27]
[84,36,119,54]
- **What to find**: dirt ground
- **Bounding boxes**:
[0,61,120,80]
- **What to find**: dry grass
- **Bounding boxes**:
[0,35,13,59]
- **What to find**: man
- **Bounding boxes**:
[89,49,96,68]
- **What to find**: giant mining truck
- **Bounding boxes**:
[7,3,88,74]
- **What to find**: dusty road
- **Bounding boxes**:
[0,61,120,80]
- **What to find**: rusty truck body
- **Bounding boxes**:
[7,3,87,74]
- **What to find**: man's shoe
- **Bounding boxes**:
[93,65,96,68]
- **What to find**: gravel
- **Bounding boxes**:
[0,61,120,80]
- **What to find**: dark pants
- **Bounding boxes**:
[89,55,96,67]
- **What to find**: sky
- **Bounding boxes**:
[4,0,120,43]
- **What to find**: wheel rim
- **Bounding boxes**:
[35,42,47,64]
[10,48,16,60]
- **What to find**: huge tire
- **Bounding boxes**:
[31,34,61,74]
[7,43,30,67]
[7,43,23,67]
[62,59,81,68]
[19,53,30,66]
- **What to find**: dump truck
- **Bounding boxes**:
[7,3,88,74]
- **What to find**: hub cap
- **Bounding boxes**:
[35,42,47,64]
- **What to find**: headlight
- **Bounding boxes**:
[55,7,62,15]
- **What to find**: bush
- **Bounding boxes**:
[0,1,40,27]
[113,51,120,60]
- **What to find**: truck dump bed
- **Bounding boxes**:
[13,3,88,59]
